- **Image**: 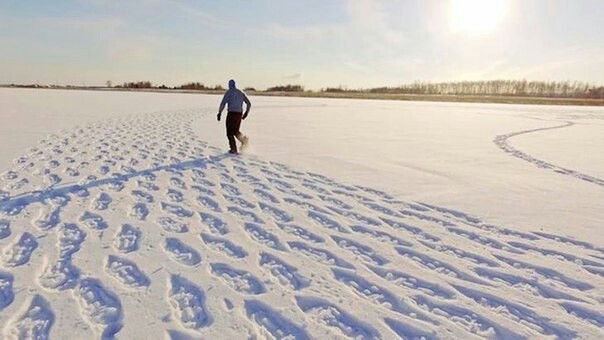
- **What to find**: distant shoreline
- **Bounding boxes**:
[2,85,603,107]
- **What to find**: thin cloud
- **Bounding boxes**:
[282,73,304,80]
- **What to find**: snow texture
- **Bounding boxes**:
[0,88,602,338]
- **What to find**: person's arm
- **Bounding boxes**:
[218,91,229,121]
[242,93,251,119]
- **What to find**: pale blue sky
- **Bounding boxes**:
[1,0,602,89]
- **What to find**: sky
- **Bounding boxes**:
[1,0,602,89]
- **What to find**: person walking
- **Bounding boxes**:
[217,79,251,154]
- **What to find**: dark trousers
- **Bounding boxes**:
[226,112,244,152]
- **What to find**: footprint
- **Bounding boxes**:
[200,233,247,259]
[166,189,184,203]
[113,224,142,253]
[284,188,314,200]
[532,231,602,253]
[79,211,108,231]
[318,195,352,209]
[38,258,80,291]
[48,192,72,208]
[381,217,441,242]
[196,195,222,212]
[157,216,188,233]
[64,167,80,177]
[359,200,399,217]
[107,180,125,192]
[2,232,38,267]
[45,174,62,186]
[131,190,154,203]
[368,265,456,300]
[259,252,308,290]
[98,165,110,175]
[58,223,87,259]
[105,255,150,288]
[399,209,455,227]
[350,225,413,247]
[244,300,309,340]
[191,184,216,197]
[331,235,389,266]
[355,186,394,200]
[0,271,14,309]
[327,206,381,227]
[295,295,380,339]
[276,223,325,244]
[138,180,159,191]
[168,274,211,329]
[163,238,201,266]
[32,206,61,230]
[210,263,265,295]
[559,302,604,328]
[332,267,435,324]
[220,183,241,196]
[384,317,438,340]
[0,220,11,239]
[74,278,123,338]
[4,295,54,339]
[161,202,194,218]
[307,211,348,233]
[227,206,265,224]
[253,189,279,203]
[283,197,332,215]
[247,180,272,191]
[453,284,575,338]
[130,203,149,221]
[223,195,256,209]
[447,227,522,254]
[244,223,287,251]
[91,192,112,210]
[395,246,486,285]
[418,240,500,267]
[473,267,582,302]
[198,212,229,235]
[6,178,29,191]
[258,202,293,223]
[2,170,19,180]
[494,254,593,291]
[169,177,187,189]
[191,177,215,189]
[267,178,294,190]
[507,241,603,268]
[288,241,354,269]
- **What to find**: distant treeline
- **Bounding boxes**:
[325,80,604,99]
[118,81,303,92]
[6,80,603,99]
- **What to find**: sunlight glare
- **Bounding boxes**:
[449,0,507,35]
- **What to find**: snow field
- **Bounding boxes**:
[0,106,602,339]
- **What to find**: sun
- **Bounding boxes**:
[449,0,507,35]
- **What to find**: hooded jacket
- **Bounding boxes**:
[219,80,251,114]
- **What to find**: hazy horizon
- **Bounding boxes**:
[1,0,603,89]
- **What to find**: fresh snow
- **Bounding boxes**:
[0,88,603,339]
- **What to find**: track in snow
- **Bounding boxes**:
[494,120,604,187]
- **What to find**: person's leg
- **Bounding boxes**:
[231,113,243,145]
[226,113,237,152]
[231,114,247,145]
